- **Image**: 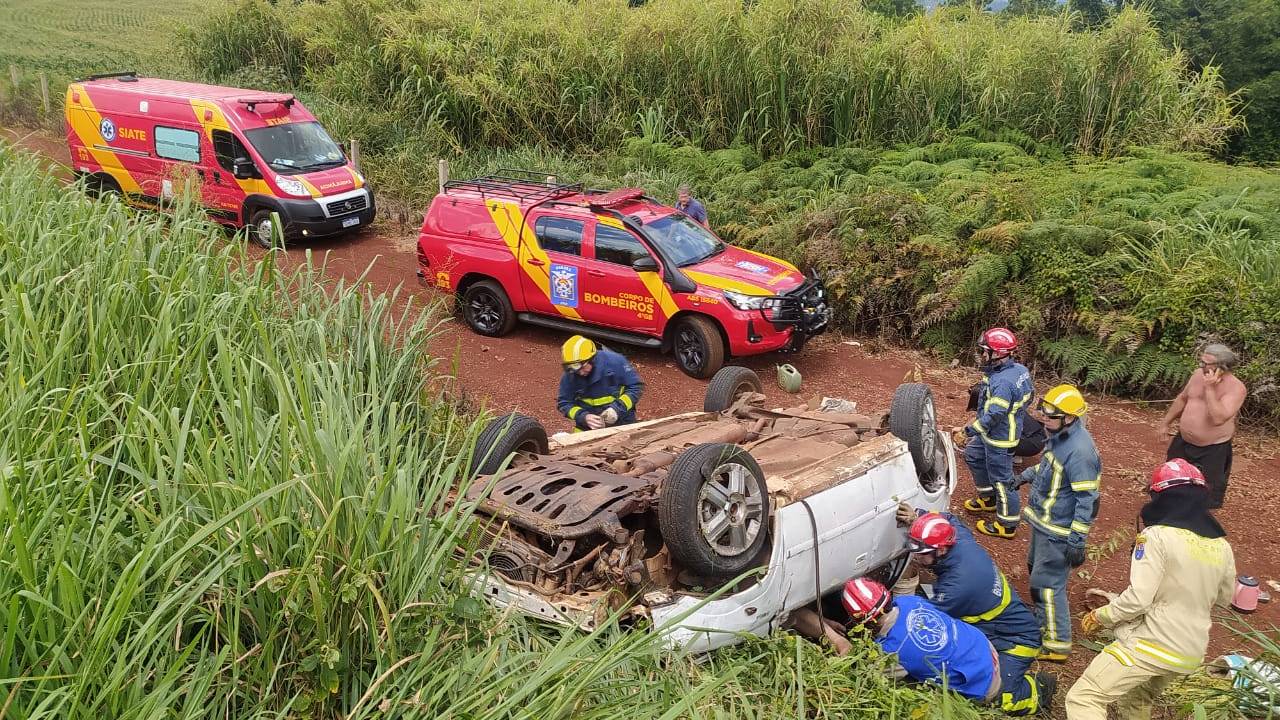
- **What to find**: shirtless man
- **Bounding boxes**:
[1157,343,1247,509]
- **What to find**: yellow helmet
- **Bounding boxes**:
[1040,384,1088,417]
[561,335,598,368]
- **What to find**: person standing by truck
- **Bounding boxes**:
[675,184,708,227]
[1157,343,1247,509]
[1065,459,1236,720]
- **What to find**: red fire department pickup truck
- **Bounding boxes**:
[416,171,830,377]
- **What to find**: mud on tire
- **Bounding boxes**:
[703,366,763,412]
[888,383,940,474]
[471,412,548,476]
[659,443,771,579]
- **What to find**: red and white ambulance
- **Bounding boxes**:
[65,72,374,245]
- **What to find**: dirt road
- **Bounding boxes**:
[9,126,1279,703]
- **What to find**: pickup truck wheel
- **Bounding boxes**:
[889,383,940,473]
[471,412,548,476]
[703,366,763,412]
[462,280,517,337]
[673,316,725,379]
[660,443,770,579]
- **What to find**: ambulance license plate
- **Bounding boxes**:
[342,216,360,228]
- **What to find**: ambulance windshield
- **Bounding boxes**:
[243,121,346,174]
[643,213,725,267]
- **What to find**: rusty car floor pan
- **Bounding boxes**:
[466,460,654,539]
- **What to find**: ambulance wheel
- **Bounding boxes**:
[86,174,120,199]
[660,443,770,579]
[673,315,725,379]
[470,412,548,476]
[461,280,516,337]
[889,383,940,473]
[249,209,284,249]
[703,366,763,412]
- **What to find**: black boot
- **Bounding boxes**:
[1033,672,1059,715]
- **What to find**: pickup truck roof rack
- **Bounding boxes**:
[444,169,584,204]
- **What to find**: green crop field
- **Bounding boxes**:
[0,0,218,76]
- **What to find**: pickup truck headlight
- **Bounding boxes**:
[723,289,779,311]
[274,176,309,198]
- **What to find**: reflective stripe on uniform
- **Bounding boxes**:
[1070,521,1091,534]
[1000,675,1040,714]
[579,395,620,406]
[1133,640,1199,671]
[1104,643,1136,667]
[567,406,582,420]
[962,575,1013,623]
[1005,644,1041,659]
[1071,477,1100,492]
[619,386,634,410]
[1038,452,1065,524]
[1044,589,1060,644]
[1022,508,1071,536]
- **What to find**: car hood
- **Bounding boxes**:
[682,245,804,296]
[294,164,365,197]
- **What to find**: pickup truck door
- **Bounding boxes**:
[576,218,661,334]
[519,212,587,319]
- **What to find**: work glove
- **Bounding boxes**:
[950,427,969,449]
[1080,610,1103,636]
[1065,543,1087,569]
[895,502,920,527]
[601,407,619,426]
[584,413,607,430]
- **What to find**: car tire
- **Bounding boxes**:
[461,280,517,337]
[659,443,770,579]
[703,366,763,412]
[470,412,548,476]
[249,208,282,249]
[889,383,940,473]
[672,315,725,379]
[86,173,121,200]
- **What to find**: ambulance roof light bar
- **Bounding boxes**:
[238,96,296,113]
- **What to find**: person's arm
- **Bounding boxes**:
[557,374,591,429]
[1097,530,1166,628]
[968,380,1011,440]
[608,357,645,419]
[1216,546,1238,608]
[1067,460,1101,550]
[1158,381,1190,435]
[1203,374,1246,426]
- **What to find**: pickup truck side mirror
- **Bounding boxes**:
[233,158,259,180]
[632,256,658,272]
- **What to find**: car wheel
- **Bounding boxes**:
[672,315,725,379]
[85,174,121,200]
[461,280,517,337]
[703,366,763,412]
[660,443,771,579]
[889,383,940,473]
[249,209,281,249]
[470,412,548,477]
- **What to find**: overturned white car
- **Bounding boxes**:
[464,366,955,653]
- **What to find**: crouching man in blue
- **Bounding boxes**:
[840,577,1002,703]
[557,335,644,432]
[898,506,1057,714]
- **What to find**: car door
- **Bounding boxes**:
[521,213,586,319]
[205,129,255,224]
[576,220,661,334]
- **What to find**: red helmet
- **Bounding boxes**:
[841,577,892,623]
[979,327,1018,356]
[1150,459,1207,493]
[908,512,957,554]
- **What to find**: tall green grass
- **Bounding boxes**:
[0,147,1003,718]
[181,0,1237,158]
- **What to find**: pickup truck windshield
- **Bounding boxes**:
[644,213,725,267]
[243,121,345,174]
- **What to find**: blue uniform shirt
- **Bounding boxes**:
[1020,422,1102,547]
[675,198,707,225]
[878,595,998,701]
[556,347,644,430]
[930,513,1042,652]
[967,360,1033,448]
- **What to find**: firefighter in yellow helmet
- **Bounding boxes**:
[1014,384,1101,662]
[557,335,644,431]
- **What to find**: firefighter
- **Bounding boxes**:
[557,335,644,431]
[960,327,1034,536]
[897,506,1055,715]
[1065,459,1236,720]
[1017,384,1101,662]
[840,577,1003,704]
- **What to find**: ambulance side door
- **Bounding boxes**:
[576,219,660,334]
[521,212,585,319]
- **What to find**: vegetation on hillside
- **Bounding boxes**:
[0,147,1001,718]
[181,0,1237,157]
